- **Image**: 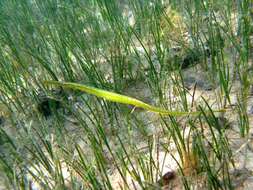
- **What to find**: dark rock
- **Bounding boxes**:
[183,76,196,90]
[37,98,61,117]
[250,85,253,95]
[196,80,214,91]
[37,89,64,118]
[183,76,215,91]
[216,116,230,129]
[0,116,4,126]
[181,49,201,69]
[204,47,211,58]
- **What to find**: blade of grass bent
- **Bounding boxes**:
[44,81,197,116]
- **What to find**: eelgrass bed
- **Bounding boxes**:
[0,0,253,189]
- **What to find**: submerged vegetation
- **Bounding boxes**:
[0,0,253,189]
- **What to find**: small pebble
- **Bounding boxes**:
[156,170,176,186]
[249,106,253,115]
